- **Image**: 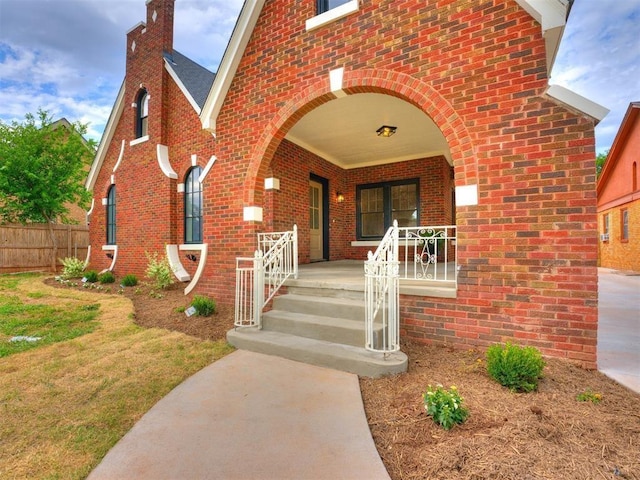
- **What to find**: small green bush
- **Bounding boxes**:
[486,342,545,392]
[99,271,116,284]
[145,252,174,290]
[60,257,85,279]
[83,270,99,283]
[121,274,138,287]
[576,389,602,404]
[192,295,216,317]
[423,384,469,430]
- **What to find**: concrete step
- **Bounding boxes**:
[227,328,407,378]
[262,309,382,348]
[285,284,364,300]
[272,294,365,320]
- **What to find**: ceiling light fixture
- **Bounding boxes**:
[376,125,397,137]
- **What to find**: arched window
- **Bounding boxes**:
[106,185,116,245]
[136,89,149,138]
[633,161,637,191]
[184,167,203,244]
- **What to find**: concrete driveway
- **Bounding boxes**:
[598,268,640,393]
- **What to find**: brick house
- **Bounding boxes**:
[86,0,607,369]
[597,102,640,272]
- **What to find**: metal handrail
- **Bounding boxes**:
[398,225,457,284]
[364,220,400,354]
[234,225,297,328]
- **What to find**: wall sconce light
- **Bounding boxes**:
[106,253,114,259]
[376,125,397,137]
[185,254,198,263]
[336,192,345,203]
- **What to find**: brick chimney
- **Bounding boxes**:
[124,0,176,142]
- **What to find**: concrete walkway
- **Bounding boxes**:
[598,268,640,394]
[87,267,639,479]
[87,349,390,480]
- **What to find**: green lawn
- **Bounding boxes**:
[0,273,233,480]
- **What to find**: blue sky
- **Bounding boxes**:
[0,0,638,155]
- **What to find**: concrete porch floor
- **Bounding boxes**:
[289,259,457,297]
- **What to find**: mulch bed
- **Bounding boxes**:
[45,276,640,480]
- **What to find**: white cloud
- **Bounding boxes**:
[0,0,637,153]
[0,0,242,142]
[551,0,640,153]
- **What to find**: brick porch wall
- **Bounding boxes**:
[199,1,597,366]
[266,139,453,263]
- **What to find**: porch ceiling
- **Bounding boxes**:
[285,93,452,169]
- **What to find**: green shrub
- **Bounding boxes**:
[83,270,99,283]
[423,384,469,430]
[192,295,216,316]
[145,252,174,290]
[98,271,116,284]
[60,257,85,279]
[486,342,545,392]
[121,274,138,287]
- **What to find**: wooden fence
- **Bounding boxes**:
[0,224,89,273]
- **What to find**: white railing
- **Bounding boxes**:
[364,220,400,354]
[235,226,298,328]
[398,225,457,284]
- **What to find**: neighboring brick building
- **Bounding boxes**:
[87,0,607,367]
[597,102,640,272]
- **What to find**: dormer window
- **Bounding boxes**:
[136,89,149,138]
[317,0,351,14]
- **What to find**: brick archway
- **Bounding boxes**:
[242,68,477,205]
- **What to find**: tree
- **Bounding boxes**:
[596,150,609,179]
[0,110,95,271]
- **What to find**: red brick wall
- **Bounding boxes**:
[91,0,599,367]
[202,0,598,366]
[88,0,215,280]
[267,139,452,262]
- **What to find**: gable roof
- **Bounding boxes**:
[597,101,640,198]
[201,0,607,132]
[86,50,213,191]
[163,50,215,113]
[200,0,266,132]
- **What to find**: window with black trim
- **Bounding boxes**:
[106,185,116,245]
[184,166,203,244]
[136,89,149,138]
[621,208,629,242]
[356,179,419,239]
[317,0,351,14]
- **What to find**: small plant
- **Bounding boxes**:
[60,257,85,279]
[145,252,174,290]
[191,295,216,317]
[83,270,99,283]
[423,384,469,430]
[577,389,602,404]
[98,271,116,284]
[175,306,186,313]
[486,342,545,392]
[121,274,138,287]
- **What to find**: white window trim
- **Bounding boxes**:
[130,135,149,146]
[306,0,359,32]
